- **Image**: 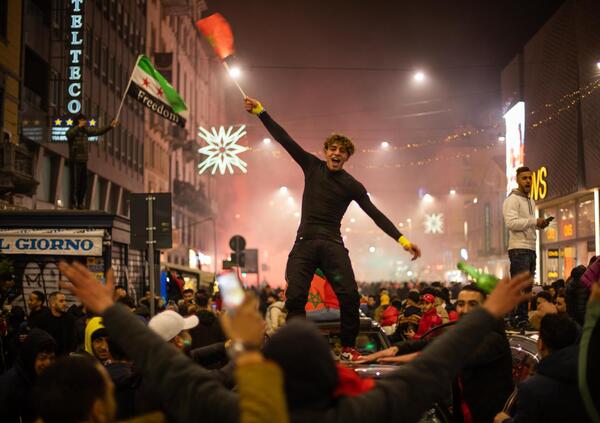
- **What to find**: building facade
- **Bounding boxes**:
[145,0,227,277]
[501,0,600,283]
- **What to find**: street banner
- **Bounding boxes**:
[0,229,104,256]
[119,55,188,127]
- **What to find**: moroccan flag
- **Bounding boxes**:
[127,55,188,127]
[195,13,234,60]
[305,269,340,311]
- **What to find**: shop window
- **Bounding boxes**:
[542,207,558,243]
[557,201,576,241]
[577,195,595,238]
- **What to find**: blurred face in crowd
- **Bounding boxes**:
[367,296,376,307]
[403,327,416,339]
[517,171,532,195]
[92,337,113,362]
[456,290,485,317]
[28,293,43,312]
[183,291,194,303]
[421,301,434,312]
[114,287,127,300]
[555,296,567,313]
[51,293,68,315]
[536,296,550,309]
[34,351,56,375]
[548,287,556,298]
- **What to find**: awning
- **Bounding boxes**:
[0,229,104,256]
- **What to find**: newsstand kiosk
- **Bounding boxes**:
[0,210,144,310]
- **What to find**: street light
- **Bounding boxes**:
[449,189,457,196]
[279,186,288,193]
[381,141,390,149]
[473,197,478,204]
[368,246,376,253]
[423,193,434,203]
[228,66,241,79]
[413,71,426,83]
[263,138,272,144]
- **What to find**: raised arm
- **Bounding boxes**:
[245,97,317,171]
[355,192,421,260]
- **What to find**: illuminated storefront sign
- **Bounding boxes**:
[51,117,98,142]
[547,248,559,258]
[67,0,85,115]
[531,166,548,201]
[503,101,525,194]
[0,229,104,256]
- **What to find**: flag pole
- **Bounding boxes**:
[222,61,247,98]
[115,55,143,121]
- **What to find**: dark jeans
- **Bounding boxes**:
[284,238,359,347]
[508,248,536,323]
[70,160,88,209]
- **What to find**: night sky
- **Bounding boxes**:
[205,0,565,284]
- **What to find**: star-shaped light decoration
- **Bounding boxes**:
[54,118,62,126]
[89,119,96,127]
[66,119,73,126]
[424,213,444,234]
[197,125,249,175]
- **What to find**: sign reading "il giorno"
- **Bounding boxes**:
[0,229,104,256]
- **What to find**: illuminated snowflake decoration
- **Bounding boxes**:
[197,125,249,175]
[424,213,444,234]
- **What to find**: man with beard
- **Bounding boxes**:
[503,166,551,323]
[29,291,77,355]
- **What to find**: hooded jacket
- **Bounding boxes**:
[188,309,226,350]
[0,328,56,423]
[503,345,590,423]
[84,316,108,358]
[503,189,537,251]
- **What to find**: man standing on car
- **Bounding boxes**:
[503,166,550,324]
[244,97,421,361]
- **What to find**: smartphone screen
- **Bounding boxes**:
[217,272,244,309]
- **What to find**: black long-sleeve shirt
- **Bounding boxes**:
[258,111,402,243]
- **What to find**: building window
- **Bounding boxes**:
[94,37,101,75]
[108,55,115,87]
[101,45,108,82]
[0,0,8,40]
[85,29,93,67]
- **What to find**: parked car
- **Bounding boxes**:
[312,315,452,423]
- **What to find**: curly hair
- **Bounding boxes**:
[323,133,355,157]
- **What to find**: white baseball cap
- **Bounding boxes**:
[148,310,199,341]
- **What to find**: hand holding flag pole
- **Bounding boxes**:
[196,13,247,99]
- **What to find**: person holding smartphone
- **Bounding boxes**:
[244,97,421,361]
[503,166,552,325]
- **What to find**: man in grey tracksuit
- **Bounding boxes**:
[502,166,549,323]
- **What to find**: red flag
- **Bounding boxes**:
[195,13,234,60]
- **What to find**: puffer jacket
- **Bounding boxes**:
[502,189,537,250]
[66,124,113,161]
[565,265,590,326]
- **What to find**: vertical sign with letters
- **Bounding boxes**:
[67,0,84,115]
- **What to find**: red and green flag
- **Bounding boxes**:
[195,13,234,60]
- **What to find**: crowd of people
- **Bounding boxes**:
[0,257,597,422]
